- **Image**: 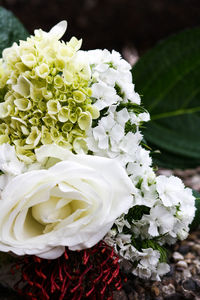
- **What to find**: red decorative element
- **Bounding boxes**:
[14,241,124,300]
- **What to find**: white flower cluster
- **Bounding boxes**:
[0,21,196,281]
[86,49,141,108]
[84,49,150,166]
[81,49,196,279]
[133,176,195,242]
[105,230,170,281]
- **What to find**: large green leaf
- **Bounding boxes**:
[151,150,200,170]
[133,28,200,169]
[0,7,28,57]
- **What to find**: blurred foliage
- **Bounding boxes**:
[0,6,28,57]
[133,28,200,169]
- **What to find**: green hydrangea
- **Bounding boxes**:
[0,21,99,162]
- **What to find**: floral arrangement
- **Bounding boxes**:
[0,20,196,299]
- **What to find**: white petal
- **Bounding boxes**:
[49,20,67,39]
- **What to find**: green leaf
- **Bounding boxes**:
[125,205,150,223]
[190,190,200,231]
[0,7,28,57]
[151,149,200,170]
[133,28,200,169]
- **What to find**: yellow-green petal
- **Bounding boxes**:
[58,107,69,122]
[78,112,92,130]
[14,98,32,111]
[0,134,10,144]
[47,100,61,115]
[73,137,88,154]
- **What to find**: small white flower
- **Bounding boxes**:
[116,80,141,104]
[140,248,160,268]
[146,205,176,237]
[116,108,130,126]
[114,214,131,233]
[130,112,150,125]
[154,263,170,280]
[156,175,185,206]
[132,248,170,280]
[132,248,159,279]
[92,81,120,110]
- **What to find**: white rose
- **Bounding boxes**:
[0,145,134,259]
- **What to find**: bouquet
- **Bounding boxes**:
[0,20,196,299]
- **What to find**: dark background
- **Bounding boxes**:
[0,0,200,59]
